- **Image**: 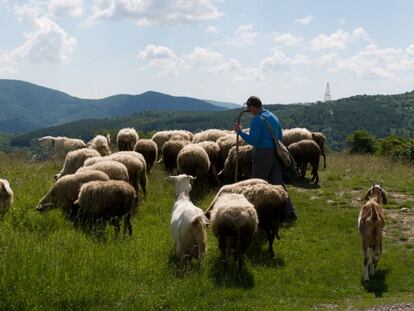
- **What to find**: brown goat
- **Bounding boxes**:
[358,184,387,282]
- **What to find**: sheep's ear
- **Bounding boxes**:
[188,175,197,181]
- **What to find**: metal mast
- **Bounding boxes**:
[324,82,332,102]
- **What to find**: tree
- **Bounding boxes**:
[347,130,376,154]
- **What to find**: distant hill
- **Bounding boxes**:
[203,99,240,109]
[0,79,226,133]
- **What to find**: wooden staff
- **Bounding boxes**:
[235,109,249,182]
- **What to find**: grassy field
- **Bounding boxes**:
[0,152,413,310]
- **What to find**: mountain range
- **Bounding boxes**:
[0,79,227,133]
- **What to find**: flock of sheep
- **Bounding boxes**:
[0,126,387,278]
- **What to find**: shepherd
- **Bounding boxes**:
[234,96,297,223]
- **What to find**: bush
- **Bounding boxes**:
[346,130,376,154]
[376,134,414,162]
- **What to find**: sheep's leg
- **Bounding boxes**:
[123,213,132,236]
[267,229,276,257]
[322,153,326,169]
[111,217,120,237]
[140,175,147,197]
[237,234,243,271]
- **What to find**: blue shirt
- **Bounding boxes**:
[239,109,283,149]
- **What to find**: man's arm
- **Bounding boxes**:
[238,117,261,146]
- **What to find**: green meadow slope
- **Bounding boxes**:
[0,152,413,310]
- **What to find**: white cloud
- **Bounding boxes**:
[87,0,224,26]
[4,15,77,63]
[406,44,414,55]
[295,15,313,25]
[204,25,217,33]
[138,44,264,81]
[260,50,290,70]
[138,44,187,76]
[310,27,370,51]
[227,24,258,47]
[315,52,338,66]
[0,66,19,74]
[48,0,83,17]
[272,33,303,47]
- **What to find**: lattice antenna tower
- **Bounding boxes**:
[324,82,332,102]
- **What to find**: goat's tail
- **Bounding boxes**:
[368,205,380,223]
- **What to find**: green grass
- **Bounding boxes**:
[0,152,413,310]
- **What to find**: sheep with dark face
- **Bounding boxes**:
[219,145,253,183]
[206,178,287,257]
[288,139,321,184]
[55,148,101,180]
[210,193,258,270]
[177,144,210,179]
[359,184,387,282]
[134,139,158,173]
[311,132,326,168]
[117,128,139,151]
[0,179,13,217]
[74,180,137,236]
[36,170,110,219]
[38,136,86,158]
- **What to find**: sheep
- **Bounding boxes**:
[205,178,287,257]
[358,184,387,282]
[282,128,312,147]
[117,128,139,151]
[77,160,129,182]
[74,180,137,236]
[177,144,210,179]
[0,179,13,217]
[216,133,247,168]
[311,132,327,168]
[160,140,189,173]
[192,129,231,143]
[288,139,321,184]
[108,152,147,196]
[167,174,207,261]
[55,148,101,180]
[219,145,253,183]
[38,136,86,158]
[36,170,110,218]
[134,139,158,173]
[210,193,258,270]
[87,134,111,156]
[151,130,193,157]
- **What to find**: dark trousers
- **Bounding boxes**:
[252,148,296,217]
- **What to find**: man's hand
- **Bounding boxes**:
[234,123,241,133]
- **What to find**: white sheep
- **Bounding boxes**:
[216,133,247,168]
[77,160,129,182]
[177,144,210,179]
[117,128,139,151]
[87,134,111,156]
[282,128,312,146]
[151,130,193,157]
[206,178,288,257]
[168,174,207,261]
[55,148,101,180]
[160,139,189,173]
[0,178,13,217]
[38,136,86,158]
[74,180,137,236]
[36,170,110,218]
[210,193,258,270]
[219,145,253,183]
[358,184,387,282]
[134,139,158,173]
[192,129,231,143]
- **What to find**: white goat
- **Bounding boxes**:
[358,183,387,282]
[168,174,207,261]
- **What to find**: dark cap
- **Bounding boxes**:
[245,96,262,108]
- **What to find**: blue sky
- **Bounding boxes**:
[1,0,414,105]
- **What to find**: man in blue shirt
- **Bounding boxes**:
[235,96,297,221]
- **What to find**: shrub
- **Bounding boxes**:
[346,130,376,154]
